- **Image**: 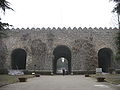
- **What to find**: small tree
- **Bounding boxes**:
[111,0,120,28]
[0,0,13,36]
[111,0,120,61]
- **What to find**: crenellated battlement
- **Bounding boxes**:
[1,26,120,72]
[6,27,119,31]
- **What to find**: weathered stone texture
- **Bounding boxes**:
[30,39,47,70]
[1,27,120,71]
[0,40,7,69]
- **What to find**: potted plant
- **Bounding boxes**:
[85,74,90,77]
[18,77,27,82]
[96,77,105,82]
[35,74,40,77]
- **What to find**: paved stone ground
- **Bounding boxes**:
[0,75,120,90]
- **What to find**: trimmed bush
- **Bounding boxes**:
[35,74,40,77]
[85,74,90,77]
[0,69,8,74]
[23,70,52,75]
[18,78,27,82]
[109,68,115,74]
[97,77,105,82]
[115,69,120,74]
[73,70,95,75]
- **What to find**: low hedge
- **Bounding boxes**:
[0,69,8,74]
[0,69,96,75]
[23,70,96,75]
[23,70,52,75]
[72,70,96,75]
[115,69,120,74]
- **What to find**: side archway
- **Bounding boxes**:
[98,48,113,72]
[11,48,27,70]
[53,45,71,74]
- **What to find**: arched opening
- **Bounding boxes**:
[11,48,27,70]
[98,48,113,72]
[53,45,71,74]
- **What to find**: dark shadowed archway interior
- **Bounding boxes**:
[98,48,113,72]
[11,49,27,70]
[53,45,71,74]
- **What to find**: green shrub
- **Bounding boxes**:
[73,70,95,75]
[115,69,120,74]
[0,69,8,74]
[115,54,120,61]
[23,70,52,75]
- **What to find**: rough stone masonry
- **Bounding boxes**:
[0,27,120,74]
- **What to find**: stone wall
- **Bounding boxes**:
[1,27,119,72]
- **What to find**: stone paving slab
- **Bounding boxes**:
[0,75,120,90]
[0,82,8,87]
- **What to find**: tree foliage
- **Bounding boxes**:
[0,0,13,31]
[112,0,120,2]
[113,3,120,14]
[111,0,120,59]
[0,0,13,12]
[111,0,120,28]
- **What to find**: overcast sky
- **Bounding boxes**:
[1,0,116,28]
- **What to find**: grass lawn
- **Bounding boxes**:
[91,74,120,85]
[0,75,34,86]
[105,74,120,85]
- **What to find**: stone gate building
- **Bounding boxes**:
[0,27,120,74]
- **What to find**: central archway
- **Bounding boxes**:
[53,45,71,74]
[11,48,27,70]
